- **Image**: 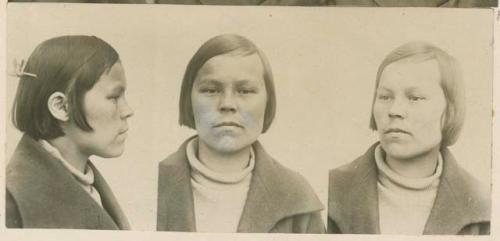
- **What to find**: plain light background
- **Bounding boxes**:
[5,4,493,232]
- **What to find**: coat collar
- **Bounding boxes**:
[237,140,323,232]
[157,137,196,231]
[328,143,490,234]
[7,134,130,230]
[328,143,380,234]
[157,136,324,232]
[423,148,490,234]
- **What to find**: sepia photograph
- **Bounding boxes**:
[2,3,496,240]
[156,33,324,233]
[6,35,133,229]
[327,42,490,235]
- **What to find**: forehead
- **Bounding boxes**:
[379,58,441,90]
[195,53,264,83]
[93,62,126,89]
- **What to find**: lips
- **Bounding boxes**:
[384,128,411,135]
[118,128,128,135]
[214,121,244,129]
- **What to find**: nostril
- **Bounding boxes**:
[388,112,404,118]
[220,106,236,112]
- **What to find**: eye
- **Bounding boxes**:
[107,95,120,102]
[238,88,257,94]
[377,94,391,101]
[199,87,220,94]
[409,95,426,102]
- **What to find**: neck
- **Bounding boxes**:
[385,146,440,178]
[197,139,251,174]
[47,137,89,173]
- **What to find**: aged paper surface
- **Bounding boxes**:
[0,2,499,240]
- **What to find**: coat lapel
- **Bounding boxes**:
[157,137,323,232]
[237,141,324,233]
[423,148,490,234]
[90,162,131,230]
[328,143,380,234]
[157,137,196,231]
[7,135,123,229]
[329,144,489,234]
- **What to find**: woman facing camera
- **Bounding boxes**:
[327,42,490,235]
[6,36,134,229]
[157,34,324,233]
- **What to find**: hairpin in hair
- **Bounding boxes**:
[10,59,37,78]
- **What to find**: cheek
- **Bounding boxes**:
[372,103,387,127]
[243,95,267,126]
[413,105,445,139]
[240,108,264,128]
[84,103,120,132]
[192,99,215,127]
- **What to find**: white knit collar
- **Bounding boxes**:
[39,139,94,186]
[186,138,255,185]
[375,144,443,190]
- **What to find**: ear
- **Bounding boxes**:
[48,92,69,122]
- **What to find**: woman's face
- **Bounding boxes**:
[66,62,134,158]
[191,53,267,154]
[373,59,446,160]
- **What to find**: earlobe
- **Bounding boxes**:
[48,92,69,122]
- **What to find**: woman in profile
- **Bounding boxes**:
[328,42,490,235]
[157,34,324,233]
[6,35,134,229]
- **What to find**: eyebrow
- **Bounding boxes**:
[234,80,257,86]
[195,79,222,86]
[376,86,392,92]
[195,79,259,86]
[110,85,125,94]
[377,86,427,94]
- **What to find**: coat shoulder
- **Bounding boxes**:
[6,137,51,205]
[159,149,185,167]
[452,164,490,217]
[266,157,319,202]
[329,146,375,189]
[6,188,22,228]
[158,138,194,169]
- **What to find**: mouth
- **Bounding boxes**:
[213,122,244,129]
[384,128,411,135]
[118,128,129,135]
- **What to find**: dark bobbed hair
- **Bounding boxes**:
[12,35,120,140]
[178,34,276,133]
[369,42,465,147]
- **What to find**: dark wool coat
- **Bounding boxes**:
[6,135,131,230]
[328,143,490,235]
[157,137,325,233]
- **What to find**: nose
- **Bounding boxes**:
[120,98,134,119]
[219,91,237,113]
[388,98,407,119]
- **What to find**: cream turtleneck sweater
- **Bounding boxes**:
[374,144,443,235]
[39,140,103,207]
[186,138,255,233]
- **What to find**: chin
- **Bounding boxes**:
[209,137,252,154]
[381,142,414,160]
[95,146,125,158]
[382,143,437,161]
